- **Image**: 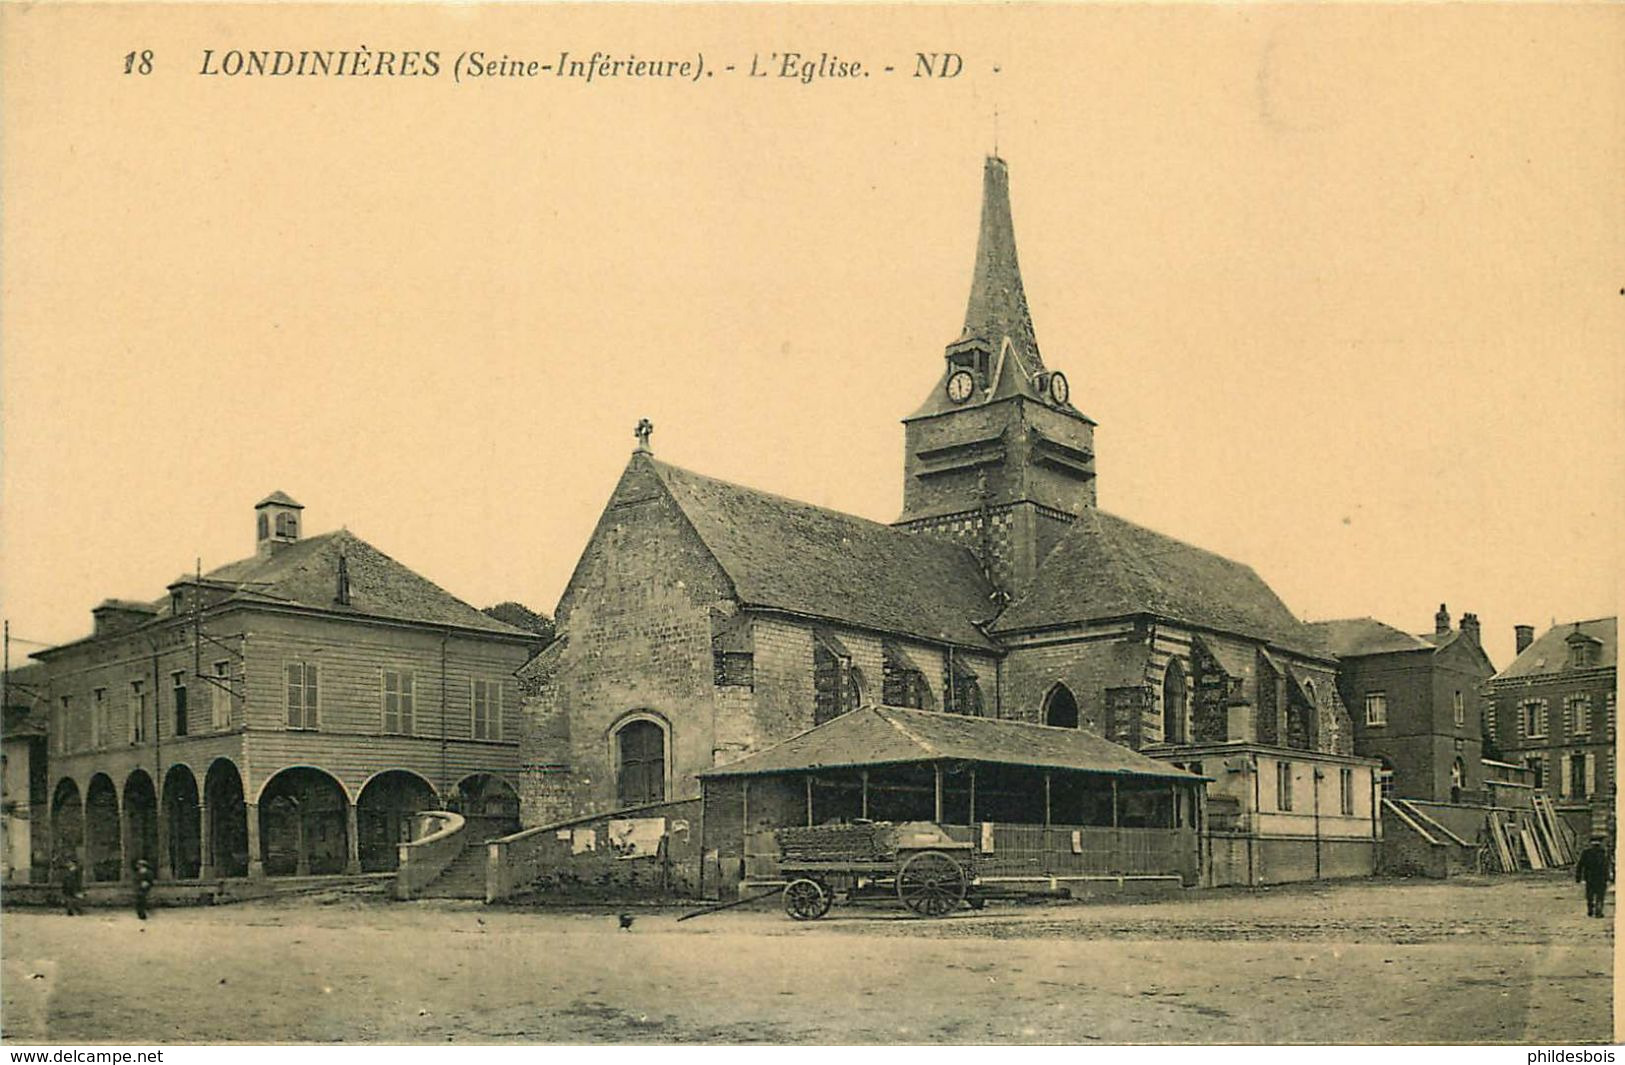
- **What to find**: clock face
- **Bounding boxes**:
[946,370,976,404]
[1048,371,1070,406]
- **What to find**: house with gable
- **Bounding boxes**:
[1485,617,1616,839]
[1309,605,1496,804]
[515,154,1380,893]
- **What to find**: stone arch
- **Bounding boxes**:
[51,777,84,873]
[122,769,159,871]
[259,766,349,877]
[610,711,670,808]
[204,758,249,878]
[451,773,521,841]
[84,773,121,882]
[356,769,439,873]
[1162,659,1188,744]
[163,764,202,879]
[1043,683,1079,729]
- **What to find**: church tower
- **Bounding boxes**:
[895,156,1097,599]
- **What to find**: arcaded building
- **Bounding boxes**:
[34,493,538,884]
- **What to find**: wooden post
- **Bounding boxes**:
[933,764,944,823]
[805,775,814,827]
[1043,773,1052,829]
[860,770,869,820]
[968,767,977,825]
[1111,777,1121,874]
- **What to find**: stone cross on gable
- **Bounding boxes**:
[634,418,654,454]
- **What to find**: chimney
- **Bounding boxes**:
[92,599,158,637]
[1460,612,1480,645]
[1514,624,1535,654]
[254,491,304,558]
[1434,603,1451,636]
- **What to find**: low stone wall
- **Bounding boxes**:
[1204,832,1376,886]
[394,810,466,900]
[488,798,704,903]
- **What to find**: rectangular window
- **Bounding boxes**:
[382,669,414,735]
[129,680,146,745]
[1570,694,1592,735]
[286,662,318,730]
[1340,767,1355,815]
[1276,761,1294,811]
[91,688,107,749]
[472,679,501,741]
[172,671,188,737]
[1364,692,1387,727]
[1520,700,1547,739]
[1567,753,1590,799]
[1453,691,1465,728]
[211,661,232,730]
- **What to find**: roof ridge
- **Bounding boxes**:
[873,705,942,759]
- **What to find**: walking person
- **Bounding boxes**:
[132,858,155,920]
[60,855,85,916]
[1575,834,1611,918]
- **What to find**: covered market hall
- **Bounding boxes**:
[699,704,1208,896]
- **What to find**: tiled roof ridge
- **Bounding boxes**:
[873,704,944,758]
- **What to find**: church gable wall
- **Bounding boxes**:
[517,469,734,825]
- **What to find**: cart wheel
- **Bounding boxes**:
[896,850,967,917]
[783,878,831,921]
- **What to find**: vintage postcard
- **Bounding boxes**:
[1,1,1620,1050]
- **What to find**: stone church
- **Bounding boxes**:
[518,156,1373,882]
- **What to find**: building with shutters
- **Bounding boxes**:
[515,155,1379,890]
[31,493,539,886]
[1485,617,1616,837]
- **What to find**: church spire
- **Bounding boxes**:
[959,155,1043,374]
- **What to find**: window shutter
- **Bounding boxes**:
[1560,755,1572,798]
[1584,754,1595,798]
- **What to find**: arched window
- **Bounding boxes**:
[1450,757,1465,802]
[1043,684,1079,729]
[1162,660,1187,744]
[615,718,667,807]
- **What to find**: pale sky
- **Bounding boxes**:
[3,4,1622,672]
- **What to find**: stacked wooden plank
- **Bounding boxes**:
[1481,804,1577,873]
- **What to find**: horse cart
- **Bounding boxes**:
[773,821,977,920]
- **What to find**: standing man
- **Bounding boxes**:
[131,858,154,920]
[60,855,84,916]
[1575,835,1612,918]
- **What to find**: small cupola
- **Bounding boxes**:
[254,491,304,557]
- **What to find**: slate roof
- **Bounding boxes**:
[699,704,1201,781]
[649,460,1000,650]
[1493,618,1617,681]
[2,663,50,737]
[38,530,532,657]
[1309,617,1434,658]
[255,490,303,509]
[992,508,1323,656]
[189,530,529,636]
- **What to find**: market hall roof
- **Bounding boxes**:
[648,458,1001,651]
[990,507,1325,657]
[699,703,1203,782]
